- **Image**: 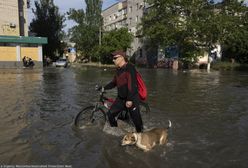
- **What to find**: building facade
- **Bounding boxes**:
[0,0,29,36]
[102,0,148,65]
[102,1,128,31]
[126,0,147,65]
[0,0,47,68]
[0,36,47,68]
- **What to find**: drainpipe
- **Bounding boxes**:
[18,0,24,36]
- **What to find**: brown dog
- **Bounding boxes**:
[121,120,172,152]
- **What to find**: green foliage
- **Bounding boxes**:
[142,0,211,62]
[69,24,99,58]
[85,0,102,26]
[142,0,248,64]
[29,0,65,60]
[68,2,133,64]
[98,28,133,64]
[67,8,85,24]
[102,28,133,51]
[220,0,248,63]
[68,0,102,61]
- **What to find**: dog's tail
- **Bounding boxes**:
[167,120,172,129]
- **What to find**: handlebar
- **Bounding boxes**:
[95,84,104,92]
[95,84,108,102]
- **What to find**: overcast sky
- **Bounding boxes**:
[28,0,119,32]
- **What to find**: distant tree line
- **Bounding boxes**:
[29,0,248,64]
[29,0,133,63]
[29,0,65,61]
[67,0,132,63]
[142,0,248,64]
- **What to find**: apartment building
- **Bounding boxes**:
[0,0,47,68]
[126,0,146,64]
[102,1,128,31]
[102,0,147,65]
[0,0,29,36]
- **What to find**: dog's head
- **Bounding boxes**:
[121,132,137,146]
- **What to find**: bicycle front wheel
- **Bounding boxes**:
[74,106,106,129]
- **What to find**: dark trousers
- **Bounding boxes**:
[107,97,143,132]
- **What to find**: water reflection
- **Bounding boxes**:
[0,67,247,167]
[0,69,42,163]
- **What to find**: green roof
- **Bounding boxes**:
[0,35,47,44]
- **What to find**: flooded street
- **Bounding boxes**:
[0,66,248,168]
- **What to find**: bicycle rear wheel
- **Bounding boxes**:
[74,106,106,129]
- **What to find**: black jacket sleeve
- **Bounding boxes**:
[104,75,116,90]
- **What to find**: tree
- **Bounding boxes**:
[142,0,248,64]
[219,0,248,63]
[68,0,103,61]
[98,28,133,64]
[85,0,102,27]
[29,0,65,60]
[142,0,213,63]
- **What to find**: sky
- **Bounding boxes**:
[28,0,119,32]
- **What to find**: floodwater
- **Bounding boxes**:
[0,66,248,168]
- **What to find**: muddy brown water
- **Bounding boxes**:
[0,66,248,168]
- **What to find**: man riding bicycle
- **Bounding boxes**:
[100,50,143,133]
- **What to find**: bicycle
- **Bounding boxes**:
[73,86,150,129]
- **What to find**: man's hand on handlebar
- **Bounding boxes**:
[126,101,133,108]
[95,85,104,92]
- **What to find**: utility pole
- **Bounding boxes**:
[99,0,103,46]
[99,24,101,46]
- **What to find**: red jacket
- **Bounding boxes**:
[104,63,138,101]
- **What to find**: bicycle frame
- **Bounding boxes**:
[96,90,150,115]
[73,88,150,128]
[95,90,114,110]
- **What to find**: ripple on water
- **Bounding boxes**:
[1,68,248,167]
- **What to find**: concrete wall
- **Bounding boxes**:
[21,47,39,61]
[0,0,20,36]
[0,0,28,36]
[0,46,17,61]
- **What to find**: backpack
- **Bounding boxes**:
[136,72,147,101]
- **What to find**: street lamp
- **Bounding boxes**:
[99,1,103,65]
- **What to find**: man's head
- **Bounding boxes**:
[112,50,127,67]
